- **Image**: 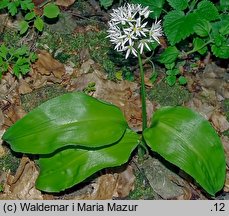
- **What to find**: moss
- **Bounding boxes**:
[37,26,130,79]
[148,82,191,106]
[20,85,67,112]
[222,99,229,137]
[128,169,155,200]
[1,29,22,48]
[0,148,21,175]
[222,99,229,120]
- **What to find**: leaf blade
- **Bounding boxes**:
[143,106,226,195]
[3,92,128,154]
[43,3,60,19]
[163,11,197,45]
[167,0,189,10]
[36,129,139,192]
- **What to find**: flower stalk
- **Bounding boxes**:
[137,51,147,131]
[107,3,163,158]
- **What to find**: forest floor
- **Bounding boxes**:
[0,0,228,200]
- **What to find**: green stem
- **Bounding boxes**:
[137,52,148,159]
[137,52,147,131]
[184,40,213,56]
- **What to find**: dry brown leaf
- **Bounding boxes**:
[55,0,76,7]
[0,110,4,128]
[0,73,18,102]
[0,129,5,155]
[4,105,27,126]
[18,79,33,94]
[210,111,229,133]
[69,69,154,131]
[185,98,215,120]
[222,135,229,166]
[73,166,135,200]
[224,172,229,192]
[113,165,135,198]
[8,157,42,200]
[198,63,229,99]
[33,50,65,79]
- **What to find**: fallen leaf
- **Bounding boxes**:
[33,50,65,79]
[113,165,135,198]
[185,98,215,120]
[222,135,229,167]
[224,172,229,192]
[55,0,76,7]
[3,105,27,126]
[210,111,229,133]
[18,79,33,95]
[69,69,154,131]
[9,157,43,200]
[0,110,4,128]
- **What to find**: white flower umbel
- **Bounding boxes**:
[107,3,163,58]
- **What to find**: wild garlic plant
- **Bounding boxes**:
[107,3,162,59]
[107,3,163,154]
[2,3,226,196]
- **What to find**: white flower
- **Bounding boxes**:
[127,17,149,37]
[124,45,137,59]
[139,6,151,18]
[138,39,152,54]
[149,19,163,44]
[107,3,163,59]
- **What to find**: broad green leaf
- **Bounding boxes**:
[8,1,19,16]
[194,19,211,37]
[166,69,179,76]
[159,46,179,64]
[34,16,44,32]
[14,46,28,56]
[25,12,35,21]
[0,44,8,59]
[211,43,229,59]
[220,0,229,10]
[2,62,9,72]
[213,34,224,46]
[19,63,30,75]
[0,0,9,9]
[163,11,197,45]
[19,20,29,34]
[195,0,219,22]
[16,57,28,66]
[167,0,188,10]
[131,0,165,18]
[43,3,60,19]
[178,76,187,85]
[20,0,34,11]
[29,52,38,62]
[165,75,176,86]
[219,23,229,36]
[36,129,139,192]
[12,64,20,77]
[3,92,128,154]
[193,38,207,55]
[143,107,226,196]
[99,0,113,9]
[165,62,175,70]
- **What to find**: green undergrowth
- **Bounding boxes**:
[148,82,191,106]
[0,30,22,48]
[128,167,155,200]
[20,85,67,112]
[37,25,132,80]
[0,148,21,175]
[222,99,229,137]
